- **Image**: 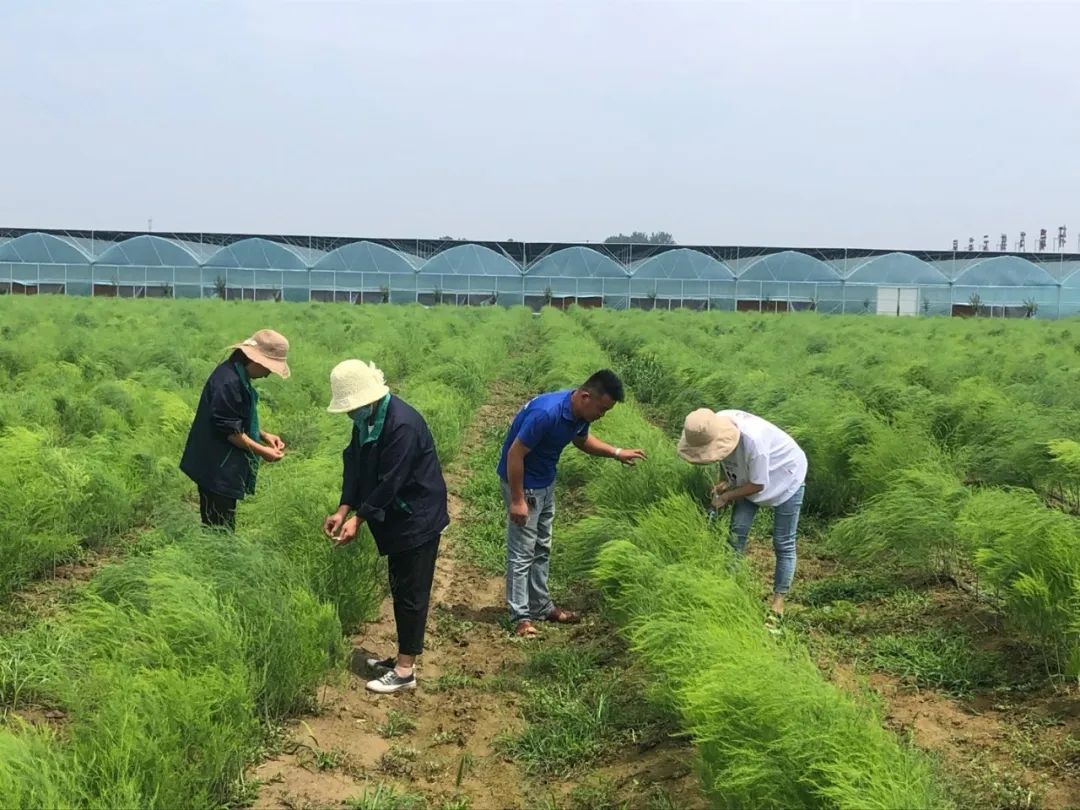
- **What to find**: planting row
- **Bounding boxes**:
[578,308,1080,676]
[458,309,946,808]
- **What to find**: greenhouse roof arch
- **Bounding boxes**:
[1058,267,1080,288]
[419,244,521,276]
[846,252,949,285]
[314,240,421,274]
[739,250,840,282]
[952,256,1059,287]
[204,238,308,270]
[632,248,735,280]
[93,235,200,267]
[0,232,90,264]
[527,246,627,278]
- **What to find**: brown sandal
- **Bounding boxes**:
[515,620,539,637]
[543,607,579,624]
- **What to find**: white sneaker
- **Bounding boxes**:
[366,669,417,694]
[366,656,395,671]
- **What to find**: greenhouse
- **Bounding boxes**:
[630,248,736,310]
[949,256,1061,318]
[2,227,1079,318]
[842,252,951,316]
[734,250,844,313]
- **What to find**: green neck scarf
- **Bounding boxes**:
[354,394,391,445]
[233,362,261,443]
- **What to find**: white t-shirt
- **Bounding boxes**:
[717,410,807,507]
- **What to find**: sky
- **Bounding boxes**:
[1,1,1078,250]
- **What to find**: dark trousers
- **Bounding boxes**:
[198,487,237,531]
[387,536,441,656]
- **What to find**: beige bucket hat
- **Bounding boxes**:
[231,329,291,378]
[327,359,390,413]
[677,408,740,464]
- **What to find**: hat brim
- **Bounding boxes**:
[326,385,390,414]
[676,432,739,465]
[234,345,291,379]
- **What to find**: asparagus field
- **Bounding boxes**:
[0,297,1076,809]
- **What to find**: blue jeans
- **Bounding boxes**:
[729,485,805,594]
[501,480,556,623]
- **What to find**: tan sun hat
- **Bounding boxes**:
[327,359,390,413]
[231,329,291,379]
[677,409,741,465]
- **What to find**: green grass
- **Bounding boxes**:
[453,751,476,787]
[868,628,1005,695]
[798,574,903,607]
[427,669,480,693]
[431,729,465,747]
[311,746,347,771]
[497,641,675,777]
[344,784,428,810]
[377,709,417,739]
[794,584,934,637]
[456,423,516,575]
[935,748,1045,810]
[432,608,476,647]
[378,744,420,777]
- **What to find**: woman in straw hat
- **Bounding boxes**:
[180,329,290,530]
[677,408,807,622]
[323,359,449,694]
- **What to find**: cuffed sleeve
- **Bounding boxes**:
[339,429,360,508]
[209,376,246,437]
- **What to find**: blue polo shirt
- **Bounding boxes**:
[497,390,589,489]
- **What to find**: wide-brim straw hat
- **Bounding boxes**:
[677,408,740,464]
[231,329,291,379]
[327,359,390,413]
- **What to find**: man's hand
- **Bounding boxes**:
[333,516,361,547]
[262,432,286,452]
[323,508,349,539]
[615,448,647,467]
[257,443,285,463]
[509,496,529,527]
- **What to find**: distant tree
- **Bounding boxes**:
[603,231,676,245]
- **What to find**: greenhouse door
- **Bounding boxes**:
[876,287,919,316]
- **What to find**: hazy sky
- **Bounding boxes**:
[2,1,1077,249]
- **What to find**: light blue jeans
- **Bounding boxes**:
[729,485,805,594]
[501,479,556,623]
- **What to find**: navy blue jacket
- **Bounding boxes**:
[180,362,256,500]
[340,396,449,556]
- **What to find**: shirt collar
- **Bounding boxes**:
[362,393,392,445]
[560,390,576,422]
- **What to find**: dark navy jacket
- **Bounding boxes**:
[180,362,256,500]
[340,396,449,556]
